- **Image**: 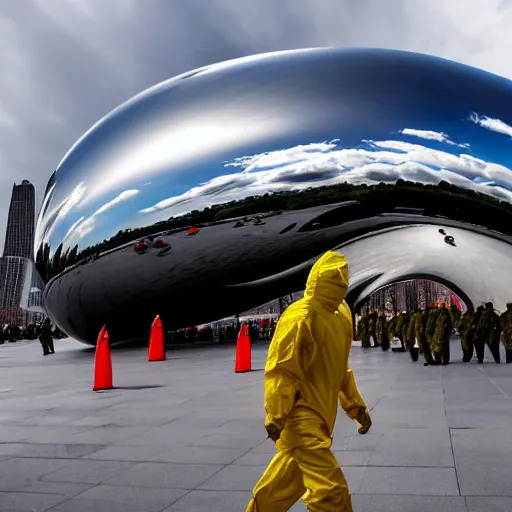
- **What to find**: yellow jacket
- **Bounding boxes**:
[264,251,368,435]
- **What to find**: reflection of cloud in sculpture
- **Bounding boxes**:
[63,189,140,245]
[470,113,512,138]
[225,141,338,173]
[400,128,469,148]
[139,134,512,217]
[37,182,87,249]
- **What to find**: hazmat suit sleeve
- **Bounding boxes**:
[339,369,367,419]
[263,318,315,431]
[339,369,372,434]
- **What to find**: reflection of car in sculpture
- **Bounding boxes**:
[34,47,512,345]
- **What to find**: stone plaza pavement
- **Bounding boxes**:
[0,338,511,512]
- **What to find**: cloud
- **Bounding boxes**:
[35,181,87,250]
[94,189,140,215]
[470,112,512,138]
[400,128,469,148]
[62,189,139,247]
[2,0,512,251]
[225,142,338,172]
[139,136,512,218]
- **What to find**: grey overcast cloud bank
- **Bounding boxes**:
[1,0,511,253]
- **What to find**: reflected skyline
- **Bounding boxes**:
[33,47,512,345]
[36,48,512,259]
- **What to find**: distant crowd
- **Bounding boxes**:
[356,302,512,365]
[0,320,67,345]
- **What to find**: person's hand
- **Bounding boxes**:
[265,421,283,442]
[356,406,372,435]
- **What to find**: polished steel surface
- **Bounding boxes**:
[35,47,512,344]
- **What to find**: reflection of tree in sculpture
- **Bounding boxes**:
[37,179,512,283]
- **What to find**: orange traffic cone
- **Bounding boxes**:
[148,315,166,361]
[235,324,252,373]
[93,326,113,391]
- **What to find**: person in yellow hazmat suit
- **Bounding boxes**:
[245,251,372,512]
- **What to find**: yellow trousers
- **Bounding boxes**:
[246,411,352,512]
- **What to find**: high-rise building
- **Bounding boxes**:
[0,180,39,326]
[3,180,36,259]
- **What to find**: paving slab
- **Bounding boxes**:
[2,337,511,511]
[358,466,460,496]
[103,461,224,489]
[368,427,454,467]
[163,490,252,512]
[466,496,512,512]
[351,495,468,512]
[0,457,70,480]
[0,491,69,512]
[0,443,104,459]
[51,485,186,512]
[18,480,94,498]
[451,428,512,496]
[150,446,248,465]
[41,459,135,484]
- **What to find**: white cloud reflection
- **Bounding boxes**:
[470,113,512,138]
[62,189,140,246]
[400,128,469,148]
[36,181,87,250]
[139,132,512,217]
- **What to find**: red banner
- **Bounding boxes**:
[451,293,461,310]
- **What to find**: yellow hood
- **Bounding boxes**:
[304,251,349,312]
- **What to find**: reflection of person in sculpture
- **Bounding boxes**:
[246,251,371,512]
[501,304,512,363]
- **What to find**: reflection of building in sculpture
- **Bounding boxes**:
[27,284,44,324]
[243,293,303,316]
[360,279,467,315]
[0,180,42,326]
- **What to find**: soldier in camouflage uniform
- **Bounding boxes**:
[459,311,475,363]
[472,305,486,364]
[406,310,419,350]
[368,311,379,347]
[431,304,452,365]
[357,314,370,348]
[500,303,512,364]
[489,303,503,363]
[450,304,461,334]
[394,311,409,352]
[376,312,388,351]
[416,308,435,365]
[476,302,501,364]
[425,306,438,360]
[407,310,421,361]
[386,315,397,350]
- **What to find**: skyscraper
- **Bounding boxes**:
[3,180,35,259]
[0,180,38,325]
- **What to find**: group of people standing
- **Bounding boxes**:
[459,302,512,364]
[356,304,455,365]
[357,301,512,365]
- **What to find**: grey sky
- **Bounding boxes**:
[1,0,511,253]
